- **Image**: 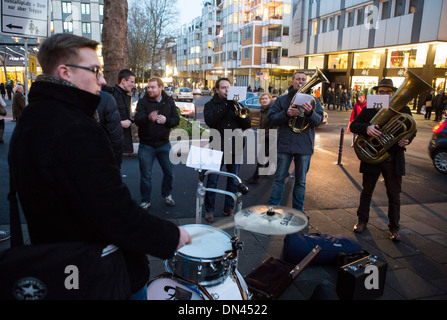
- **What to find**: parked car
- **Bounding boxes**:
[239,96,262,127]
[165,87,176,97]
[193,88,202,95]
[200,87,212,96]
[428,119,447,174]
[172,87,193,102]
[175,101,195,117]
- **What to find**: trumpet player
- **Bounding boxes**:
[266,70,324,213]
[203,78,251,223]
[350,78,416,242]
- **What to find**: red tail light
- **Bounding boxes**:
[433,122,447,134]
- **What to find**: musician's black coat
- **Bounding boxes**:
[8,79,180,294]
[349,106,416,175]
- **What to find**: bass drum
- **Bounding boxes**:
[147,270,250,300]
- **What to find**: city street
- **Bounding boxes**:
[1,96,446,224]
[184,93,447,214]
[1,96,447,300]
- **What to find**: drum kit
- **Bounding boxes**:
[147,170,309,300]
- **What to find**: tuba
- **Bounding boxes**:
[354,70,434,164]
[289,68,329,133]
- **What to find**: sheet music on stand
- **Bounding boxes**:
[186,145,223,172]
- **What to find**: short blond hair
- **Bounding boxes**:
[148,77,164,88]
[259,92,272,103]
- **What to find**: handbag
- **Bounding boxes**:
[0,174,132,300]
[0,104,6,116]
[426,101,432,107]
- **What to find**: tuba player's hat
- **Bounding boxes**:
[373,78,398,92]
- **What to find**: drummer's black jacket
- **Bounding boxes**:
[8,78,180,294]
[349,106,416,175]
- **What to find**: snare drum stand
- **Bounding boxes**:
[195,169,249,225]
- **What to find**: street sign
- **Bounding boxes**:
[29,54,37,74]
[1,0,48,38]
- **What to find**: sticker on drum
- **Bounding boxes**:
[147,270,250,300]
[146,276,203,300]
[179,224,232,258]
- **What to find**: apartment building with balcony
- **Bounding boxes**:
[50,0,104,43]
[176,0,300,91]
[289,0,447,102]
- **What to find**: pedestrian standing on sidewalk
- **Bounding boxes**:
[424,90,434,120]
[134,77,179,211]
[8,33,191,300]
[347,94,367,146]
[433,90,447,122]
[203,78,252,223]
[266,70,324,213]
[246,92,274,184]
[11,85,26,122]
[0,95,6,143]
[102,69,136,155]
[349,78,416,242]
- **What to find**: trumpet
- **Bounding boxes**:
[232,94,250,118]
[289,68,329,133]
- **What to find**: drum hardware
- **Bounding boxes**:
[195,169,249,225]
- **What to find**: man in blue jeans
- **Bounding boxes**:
[134,77,180,210]
[267,71,324,212]
[203,78,251,222]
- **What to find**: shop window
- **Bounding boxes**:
[434,44,447,67]
[387,47,425,68]
[308,55,324,70]
[328,54,348,69]
[354,51,382,69]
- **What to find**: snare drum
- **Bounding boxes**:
[147,270,250,300]
[165,224,235,286]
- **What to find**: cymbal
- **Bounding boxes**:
[234,205,308,235]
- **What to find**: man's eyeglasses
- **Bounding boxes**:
[65,64,103,80]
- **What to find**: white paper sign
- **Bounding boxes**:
[367,95,390,110]
[292,93,314,106]
[186,146,223,171]
[228,86,247,102]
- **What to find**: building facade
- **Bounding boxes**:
[176,0,447,100]
[176,0,301,91]
[293,0,447,96]
[0,0,104,86]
